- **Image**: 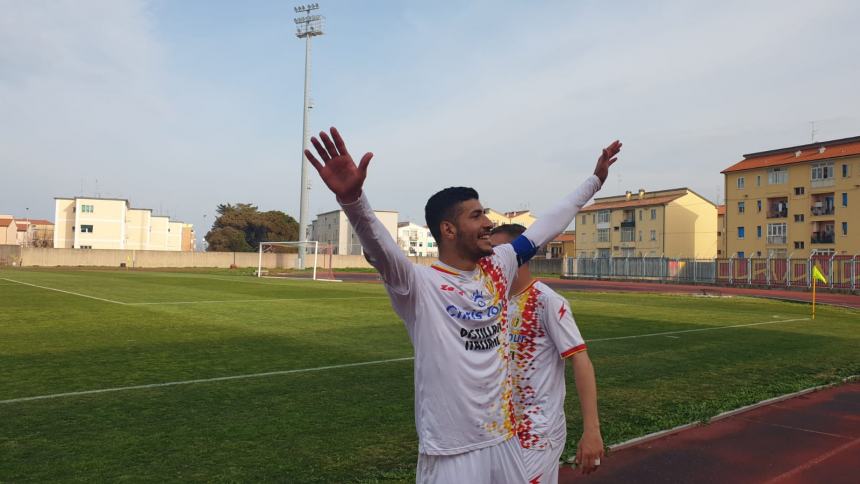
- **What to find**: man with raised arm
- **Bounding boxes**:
[490,223,604,483]
[306,127,620,484]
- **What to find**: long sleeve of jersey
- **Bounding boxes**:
[511,175,602,266]
[339,192,413,295]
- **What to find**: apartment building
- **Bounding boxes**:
[721,136,860,258]
[576,188,718,259]
[53,197,191,251]
[309,208,398,256]
[484,209,537,228]
[397,222,438,257]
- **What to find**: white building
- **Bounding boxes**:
[309,208,399,255]
[397,222,438,257]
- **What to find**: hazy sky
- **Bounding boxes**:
[3,0,860,246]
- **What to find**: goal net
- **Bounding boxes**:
[257,241,339,282]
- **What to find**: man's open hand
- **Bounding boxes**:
[305,127,373,204]
[574,429,605,475]
[593,140,622,185]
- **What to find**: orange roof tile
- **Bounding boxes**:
[552,233,575,243]
[722,136,860,173]
[717,205,726,215]
[16,222,29,231]
[0,218,13,228]
[580,194,685,212]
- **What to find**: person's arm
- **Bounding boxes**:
[306,127,413,294]
[511,141,621,265]
[571,351,604,475]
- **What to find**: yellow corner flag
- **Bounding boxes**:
[812,265,827,284]
[811,264,827,320]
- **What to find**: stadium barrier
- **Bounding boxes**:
[565,255,859,291]
[0,246,439,270]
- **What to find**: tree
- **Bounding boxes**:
[205,203,299,252]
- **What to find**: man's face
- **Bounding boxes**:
[452,199,494,260]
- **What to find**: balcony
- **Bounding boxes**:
[811,233,835,244]
[766,235,787,245]
[766,197,788,219]
[810,194,835,216]
[620,220,636,228]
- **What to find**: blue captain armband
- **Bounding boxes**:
[511,234,538,266]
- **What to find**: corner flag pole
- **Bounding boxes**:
[812,275,816,320]
[811,264,827,320]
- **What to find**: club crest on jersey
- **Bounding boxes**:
[471,289,488,308]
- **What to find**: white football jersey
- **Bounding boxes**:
[508,281,586,450]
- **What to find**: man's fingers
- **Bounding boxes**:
[311,137,330,162]
[305,149,324,172]
[358,152,373,174]
[608,156,618,166]
[331,127,348,156]
[320,131,339,158]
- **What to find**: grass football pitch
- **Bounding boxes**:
[1,268,858,482]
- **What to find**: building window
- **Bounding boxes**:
[738,227,745,239]
[592,214,596,224]
[842,193,848,207]
[794,241,805,249]
[738,201,745,213]
[81,204,94,213]
[843,164,850,177]
[638,210,643,221]
[650,229,656,241]
[843,222,848,236]
[638,230,642,242]
[768,168,787,185]
[597,248,610,258]
[767,223,787,244]
[794,187,805,195]
[756,226,762,238]
[597,210,610,224]
[757,200,762,212]
[756,175,761,186]
[811,161,834,181]
[794,214,805,222]
[581,215,586,225]
[597,228,610,242]
[650,208,657,220]
[737,177,745,189]
[737,251,745,258]
[80,225,93,233]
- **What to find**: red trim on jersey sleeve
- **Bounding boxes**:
[560,344,588,359]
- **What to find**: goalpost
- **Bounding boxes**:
[257,241,339,281]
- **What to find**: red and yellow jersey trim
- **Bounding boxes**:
[431,264,461,276]
[560,344,588,359]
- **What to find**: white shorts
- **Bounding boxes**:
[520,444,564,484]
[416,437,527,484]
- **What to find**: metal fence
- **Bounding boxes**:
[565,255,860,290]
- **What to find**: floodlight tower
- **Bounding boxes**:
[294,3,324,269]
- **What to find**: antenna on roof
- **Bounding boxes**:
[810,121,817,142]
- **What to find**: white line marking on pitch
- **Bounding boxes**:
[588,318,809,342]
[125,296,388,305]
[0,317,815,405]
[0,278,127,305]
[0,357,415,405]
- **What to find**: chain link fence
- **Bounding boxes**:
[565,255,860,290]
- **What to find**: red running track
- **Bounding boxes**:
[560,381,860,484]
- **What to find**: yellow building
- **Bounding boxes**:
[721,136,860,258]
[717,205,726,257]
[576,188,718,259]
[546,231,576,259]
[484,209,537,228]
[53,197,191,251]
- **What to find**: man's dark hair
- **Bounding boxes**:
[425,186,480,243]
[490,223,526,238]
